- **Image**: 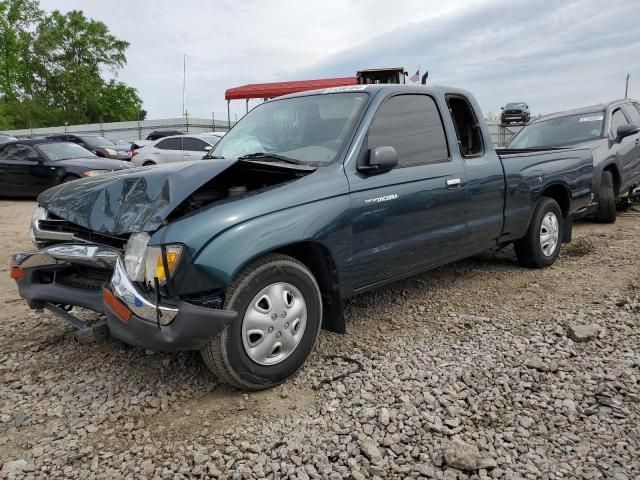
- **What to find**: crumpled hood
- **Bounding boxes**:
[38,159,236,235]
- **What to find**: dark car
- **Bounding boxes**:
[501,102,531,125]
[0,140,132,197]
[146,130,184,141]
[11,85,592,389]
[47,133,132,161]
[507,99,640,222]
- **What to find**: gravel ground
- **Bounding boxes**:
[0,199,639,479]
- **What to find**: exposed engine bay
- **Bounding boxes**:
[168,160,315,221]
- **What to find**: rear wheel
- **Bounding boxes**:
[594,170,616,223]
[201,254,322,390]
[514,198,563,268]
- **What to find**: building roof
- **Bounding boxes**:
[225,77,358,101]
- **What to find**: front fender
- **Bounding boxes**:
[186,196,352,294]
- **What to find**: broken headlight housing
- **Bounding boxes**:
[124,233,183,286]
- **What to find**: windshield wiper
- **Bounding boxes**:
[237,152,303,165]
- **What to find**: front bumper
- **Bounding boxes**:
[11,244,236,351]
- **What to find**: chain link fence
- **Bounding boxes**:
[3,117,233,143]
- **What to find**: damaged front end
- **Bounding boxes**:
[11,159,314,350]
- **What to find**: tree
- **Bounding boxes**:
[0,1,144,129]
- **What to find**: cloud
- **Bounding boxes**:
[39,0,640,121]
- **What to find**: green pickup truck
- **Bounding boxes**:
[11,84,593,390]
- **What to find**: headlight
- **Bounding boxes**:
[84,170,107,177]
[104,148,117,155]
[144,245,183,286]
[124,233,150,282]
[124,233,183,286]
[29,206,47,243]
[118,150,131,156]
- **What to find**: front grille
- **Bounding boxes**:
[55,266,112,290]
[39,216,128,249]
[506,110,522,114]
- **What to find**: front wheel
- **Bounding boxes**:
[514,198,563,268]
[594,170,616,223]
[201,254,322,390]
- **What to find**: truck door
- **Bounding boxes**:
[609,107,639,193]
[346,93,470,290]
[620,103,640,186]
[446,94,504,247]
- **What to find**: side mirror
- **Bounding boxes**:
[204,145,213,151]
[616,124,640,140]
[501,106,505,110]
[358,146,398,174]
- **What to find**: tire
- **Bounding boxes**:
[62,175,80,183]
[594,170,616,223]
[142,161,156,166]
[514,198,563,268]
[201,254,322,390]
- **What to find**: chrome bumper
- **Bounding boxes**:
[12,244,178,325]
[111,257,177,325]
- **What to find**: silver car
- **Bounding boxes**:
[131,133,225,166]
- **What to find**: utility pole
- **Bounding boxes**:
[625,74,630,99]
[212,112,215,132]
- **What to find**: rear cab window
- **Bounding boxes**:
[446,95,484,157]
[367,94,449,168]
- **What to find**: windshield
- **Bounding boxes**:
[508,111,604,149]
[213,92,369,164]
[505,103,526,109]
[80,135,115,147]
[39,142,97,161]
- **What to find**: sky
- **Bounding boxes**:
[40,0,640,122]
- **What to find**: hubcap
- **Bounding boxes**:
[540,212,559,257]
[241,282,307,366]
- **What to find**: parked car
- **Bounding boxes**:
[0,133,18,145]
[146,130,184,141]
[131,133,225,166]
[501,102,531,125]
[0,140,131,197]
[11,85,592,389]
[47,133,132,161]
[507,99,640,222]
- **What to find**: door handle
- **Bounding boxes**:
[183,153,191,157]
[446,178,464,189]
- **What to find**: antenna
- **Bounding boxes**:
[625,73,630,99]
[182,55,186,116]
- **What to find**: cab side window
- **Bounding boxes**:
[610,109,629,136]
[621,104,640,125]
[367,94,449,168]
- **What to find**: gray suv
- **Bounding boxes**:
[508,99,640,222]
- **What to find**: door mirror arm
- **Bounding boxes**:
[358,146,398,174]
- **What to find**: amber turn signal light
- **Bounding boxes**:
[10,266,24,280]
[103,288,132,323]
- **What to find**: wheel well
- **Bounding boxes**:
[541,184,570,217]
[603,164,620,196]
[274,241,345,334]
[143,160,156,166]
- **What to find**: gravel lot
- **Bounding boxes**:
[0,199,639,480]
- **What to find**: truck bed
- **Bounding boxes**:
[496,147,593,242]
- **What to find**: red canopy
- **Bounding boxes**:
[225,77,358,101]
